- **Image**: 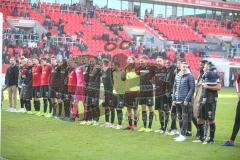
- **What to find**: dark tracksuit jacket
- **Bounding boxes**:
[21,66,33,100]
[5,65,19,87]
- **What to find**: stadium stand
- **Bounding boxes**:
[1,0,240,78]
[97,8,162,41]
[184,16,232,36]
[38,3,132,55]
[145,16,205,43]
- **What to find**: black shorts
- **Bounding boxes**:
[33,86,41,98]
[56,91,64,99]
[155,95,169,110]
[63,92,73,101]
[86,96,99,107]
[199,102,216,121]
[140,85,153,98]
[102,91,114,107]
[139,97,154,106]
[41,85,50,98]
[112,94,125,109]
[125,92,138,109]
[50,87,57,99]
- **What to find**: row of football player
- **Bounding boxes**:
[3,55,234,145]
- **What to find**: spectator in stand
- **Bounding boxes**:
[20,11,24,17]
[4,54,10,64]
[13,7,18,16]
[131,43,137,55]
[137,43,144,54]
[58,19,65,34]
[180,52,185,59]
[161,49,166,59]
[25,9,30,18]
[23,47,29,58]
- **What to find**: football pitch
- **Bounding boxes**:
[1,88,240,160]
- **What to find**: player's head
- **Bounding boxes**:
[9,57,16,66]
[76,56,83,65]
[89,57,98,66]
[139,55,148,65]
[203,62,210,73]
[156,56,164,66]
[127,56,135,64]
[27,59,33,66]
[113,61,120,70]
[102,58,110,68]
[51,56,57,65]
[62,59,68,68]
[32,58,39,65]
[20,58,28,66]
[165,59,172,68]
[200,60,208,72]
[69,59,77,68]
[41,58,47,65]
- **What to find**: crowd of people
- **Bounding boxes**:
[3,52,239,146]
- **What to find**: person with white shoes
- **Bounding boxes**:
[172,61,195,142]
[101,59,115,128]
[112,61,125,130]
[154,57,168,134]
[17,57,28,113]
[138,55,155,133]
[5,57,19,112]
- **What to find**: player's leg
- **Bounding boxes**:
[25,85,33,114]
[139,103,147,131]
[25,99,32,113]
[92,91,100,125]
[124,107,133,130]
[144,94,154,132]
[33,87,38,113]
[103,91,110,127]
[223,100,240,146]
[154,96,165,133]
[193,103,205,143]
[163,103,170,132]
[109,93,115,128]
[203,102,216,144]
[124,93,133,130]
[63,92,71,121]
[42,86,48,116]
[115,94,124,129]
[162,95,171,132]
[146,105,154,132]
[34,86,41,115]
[133,94,138,129]
[50,87,58,118]
[230,101,240,142]
[18,87,25,112]
[58,98,63,118]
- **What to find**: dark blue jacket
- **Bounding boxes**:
[173,72,195,102]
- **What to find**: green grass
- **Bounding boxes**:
[1,88,240,160]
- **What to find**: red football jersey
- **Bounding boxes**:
[68,68,77,93]
[41,64,52,86]
[32,65,42,87]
